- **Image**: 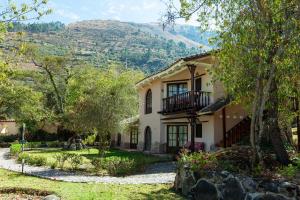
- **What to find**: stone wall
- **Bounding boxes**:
[175,166,299,200]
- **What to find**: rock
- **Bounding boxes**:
[220,170,231,178]
[258,180,279,193]
[43,194,60,200]
[221,176,245,200]
[182,172,196,196]
[174,170,181,191]
[191,179,219,200]
[193,171,201,181]
[252,193,290,200]
[242,177,257,193]
[69,144,76,150]
[279,182,298,198]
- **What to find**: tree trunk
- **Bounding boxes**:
[250,76,264,164]
[267,76,290,165]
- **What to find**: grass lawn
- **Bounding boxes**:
[21,148,171,175]
[0,169,183,200]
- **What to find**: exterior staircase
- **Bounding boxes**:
[217,117,251,147]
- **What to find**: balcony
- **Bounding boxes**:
[160,91,211,115]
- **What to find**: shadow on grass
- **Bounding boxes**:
[137,187,184,200]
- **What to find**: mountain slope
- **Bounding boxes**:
[5,20,211,73]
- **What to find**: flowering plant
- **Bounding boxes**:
[177,148,217,173]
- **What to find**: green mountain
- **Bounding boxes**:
[6,20,211,73]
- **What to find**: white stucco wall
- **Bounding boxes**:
[0,121,19,136]
[138,79,163,153]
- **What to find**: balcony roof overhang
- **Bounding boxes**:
[136,52,215,88]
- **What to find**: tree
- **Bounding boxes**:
[0,0,51,128]
[64,65,143,155]
[162,0,300,165]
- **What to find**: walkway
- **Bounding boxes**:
[0,148,176,184]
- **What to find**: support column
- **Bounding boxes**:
[187,64,196,152]
[222,108,227,148]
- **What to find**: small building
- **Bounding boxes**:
[116,52,250,153]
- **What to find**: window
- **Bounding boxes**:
[167,83,188,97]
[130,128,138,149]
[167,125,188,147]
[145,89,152,114]
[196,124,202,138]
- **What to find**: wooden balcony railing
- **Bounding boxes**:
[161,91,211,114]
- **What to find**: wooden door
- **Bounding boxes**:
[144,127,151,151]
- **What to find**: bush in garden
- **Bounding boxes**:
[91,157,136,176]
[68,153,83,170]
[17,152,30,163]
[279,164,297,179]
[177,148,218,173]
[17,153,47,166]
[54,152,69,169]
[10,144,22,156]
[29,155,47,166]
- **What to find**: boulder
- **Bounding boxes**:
[182,172,196,196]
[43,194,60,200]
[252,193,290,200]
[191,179,219,200]
[258,180,279,193]
[278,182,298,198]
[241,177,257,193]
[221,176,245,200]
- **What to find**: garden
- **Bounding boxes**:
[9,142,171,176]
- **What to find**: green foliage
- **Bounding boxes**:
[83,133,96,146]
[279,164,297,179]
[10,144,21,156]
[8,22,64,33]
[177,149,217,173]
[68,153,83,170]
[91,157,143,176]
[54,152,69,169]
[0,135,18,143]
[17,152,47,166]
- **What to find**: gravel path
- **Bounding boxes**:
[0,148,176,184]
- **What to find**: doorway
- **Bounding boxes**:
[144,126,152,151]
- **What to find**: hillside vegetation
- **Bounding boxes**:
[5,20,210,73]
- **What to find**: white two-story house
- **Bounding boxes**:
[115,52,250,153]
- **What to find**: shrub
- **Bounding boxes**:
[17,153,47,166]
[91,157,136,176]
[0,135,18,143]
[177,149,217,174]
[17,152,30,163]
[68,153,83,170]
[54,152,69,169]
[28,156,47,166]
[83,134,96,146]
[279,164,297,179]
[50,162,57,169]
[10,144,22,156]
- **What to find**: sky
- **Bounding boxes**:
[3,0,199,25]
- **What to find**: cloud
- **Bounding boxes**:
[55,9,80,21]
